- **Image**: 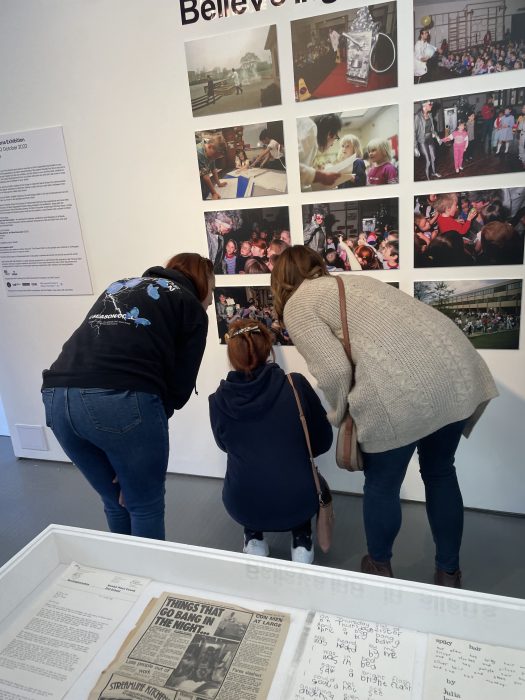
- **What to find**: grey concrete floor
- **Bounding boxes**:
[1,437,523,599]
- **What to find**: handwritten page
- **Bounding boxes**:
[288,612,417,699]
[423,634,525,700]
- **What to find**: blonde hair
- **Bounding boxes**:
[339,133,362,159]
[435,193,458,214]
[270,245,328,321]
[366,138,392,163]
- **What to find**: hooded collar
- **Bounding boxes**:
[213,363,286,420]
[142,266,200,300]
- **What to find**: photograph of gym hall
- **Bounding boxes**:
[213,286,292,345]
[297,105,399,192]
[414,187,525,268]
[302,198,399,271]
[185,25,281,117]
[195,121,287,201]
[290,2,397,102]
[414,279,522,350]
[414,87,525,181]
[413,0,525,84]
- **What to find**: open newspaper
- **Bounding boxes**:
[89,593,289,700]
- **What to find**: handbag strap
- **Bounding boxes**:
[287,374,325,504]
[335,276,355,388]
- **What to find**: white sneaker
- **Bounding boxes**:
[291,544,314,564]
[243,537,269,557]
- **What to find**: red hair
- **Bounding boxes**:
[165,253,213,302]
[227,320,274,373]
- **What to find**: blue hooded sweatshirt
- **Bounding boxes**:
[209,363,333,532]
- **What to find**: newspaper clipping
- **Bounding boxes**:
[89,593,289,700]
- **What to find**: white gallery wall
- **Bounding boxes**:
[0,0,523,514]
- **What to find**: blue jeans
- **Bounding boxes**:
[42,387,169,539]
[362,419,467,572]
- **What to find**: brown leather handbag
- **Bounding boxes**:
[335,276,364,472]
[287,374,334,553]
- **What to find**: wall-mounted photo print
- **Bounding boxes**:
[297,105,398,191]
[414,2,525,85]
[185,26,281,117]
[414,279,522,350]
[204,206,290,275]
[291,2,397,102]
[414,88,525,181]
[196,122,287,201]
[302,198,399,271]
[213,286,292,345]
[414,187,525,268]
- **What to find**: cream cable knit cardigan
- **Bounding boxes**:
[283,275,498,453]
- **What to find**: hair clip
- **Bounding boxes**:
[228,325,261,338]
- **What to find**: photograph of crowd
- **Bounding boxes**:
[204,206,290,275]
[414,1,525,84]
[185,25,281,117]
[196,121,287,201]
[213,286,292,345]
[297,105,398,191]
[414,187,525,268]
[414,88,525,181]
[414,279,522,350]
[302,198,399,271]
[166,634,238,696]
[290,2,397,102]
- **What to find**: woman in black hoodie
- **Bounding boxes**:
[42,253,213,540]
[209,319,333,563]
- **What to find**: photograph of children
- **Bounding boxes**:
[414,279,522,350]
[414,187,525,267]
[302,199,399,271]
[414,1,525,84]
[297,105,398,191]
[166,634,238,697]
[213,286,292,345]
[414,88,525,181]
[185,26,281,117]
[196,122,287,201]
[204,207,290,275]
[291,2,397,103]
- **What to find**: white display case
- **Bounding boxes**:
[0,525,524,698]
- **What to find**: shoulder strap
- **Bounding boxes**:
[335,275,356,389]
[287,374,323,500]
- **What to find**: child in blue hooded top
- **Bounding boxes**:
[209,319,333,563]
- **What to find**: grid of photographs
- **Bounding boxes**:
[414,279,522,350]
[182,0,524,348]
[413,2,525,85]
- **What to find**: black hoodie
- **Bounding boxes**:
[42,267,208,417]
[209,363,333,532]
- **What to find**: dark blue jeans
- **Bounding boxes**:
[42,387,169,539]
[363,419,467,572]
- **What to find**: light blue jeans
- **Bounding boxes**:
[42,387,169,539]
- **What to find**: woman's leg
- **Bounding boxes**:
[417,419,467,573]
[420,141,432,179]
[42,387,132,534]
[362,442,417,563]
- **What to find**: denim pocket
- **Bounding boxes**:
[80,389,142,433]
[41,388,55,429]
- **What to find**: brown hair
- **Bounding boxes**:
[226,320,274,373]
[270,245,328,321]
[244,257,270,274]
[164,253,213,302]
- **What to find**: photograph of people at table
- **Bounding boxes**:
[414,88,525,181]
[302,199,399,271]
[213,286,292,345]
[297,105,398,192]
[414,279,522,351]
[195,122,287,201]
[185,25,281,117]
[204,206,290,275]
[414,187,525,268]
[291,2,397,102]
[413,1,525,84]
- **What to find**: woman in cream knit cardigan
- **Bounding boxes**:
[271,246,498,587]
